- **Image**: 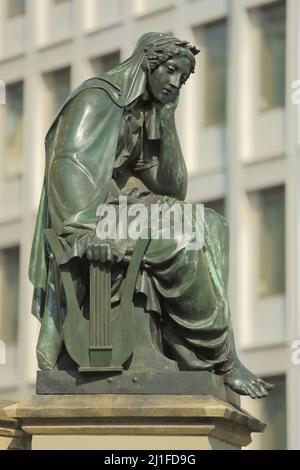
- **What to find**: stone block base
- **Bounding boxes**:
[0,401,32,450]
[4,394,265,450]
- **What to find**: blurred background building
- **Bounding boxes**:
[0,0,299,450]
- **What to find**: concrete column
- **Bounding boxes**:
[226,0,248,348]
[285,0,300,451]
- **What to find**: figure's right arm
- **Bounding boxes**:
[46,88,125,262]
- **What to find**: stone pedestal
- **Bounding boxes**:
[0,401,31,450]
[4,394,265,450]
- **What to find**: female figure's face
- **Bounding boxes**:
[148,55,192,105]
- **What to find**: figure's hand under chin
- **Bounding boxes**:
[163,94,179,110]
[160,94,179,123]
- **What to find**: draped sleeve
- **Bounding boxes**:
[46,87,124,261]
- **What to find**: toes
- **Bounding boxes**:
[250,380,266,398]
[257,378,274,391]
[245,383,258,399]
[237,384,249,396]
[251,380,268,397]
[263,382,274,392]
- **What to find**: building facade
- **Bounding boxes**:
[0,0,299,450]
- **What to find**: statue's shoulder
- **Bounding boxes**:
[45,76,124,143]
[69,76,123,108]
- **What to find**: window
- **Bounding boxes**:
[6,0,26,18]
[257,186,285,297]
[202,20,228,127]
[91,51,120,75]
[0,247,20,345]
[254,1,286,112]
[3,82,24,179]
[86,0,122,31]
[134,0,171,16]
[44,67,71,119]
[246,375,287,450]
[204,198,225,217]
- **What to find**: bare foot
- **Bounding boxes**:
[224,361,274,398]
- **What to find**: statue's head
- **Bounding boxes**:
[141,36,200,105]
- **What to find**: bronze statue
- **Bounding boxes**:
[29,32,273,398]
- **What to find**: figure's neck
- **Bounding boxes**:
[130,90,151,114]
[135,89,151,109]
[142,89,151,103]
